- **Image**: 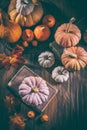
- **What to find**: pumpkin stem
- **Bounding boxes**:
[40,26,45,31]
[64,48,77,58]
[58,68,66,75]
[66,17,76,33]
[32,87,39,93]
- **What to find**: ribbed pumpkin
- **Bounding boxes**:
[54,17,81,47]
[38,51,55,68]
[61,46,87,71]
[8,0,43,27]
[19,76,49,106]
[52,66,69,83]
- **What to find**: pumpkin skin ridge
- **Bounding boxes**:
[9,9,18,21]
[22,77,36,88]
[78,59,86,68]
[19,83,32,91]
[38,93,47,102]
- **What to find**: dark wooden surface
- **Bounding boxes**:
[0,0,87,130]
[0,55,87,130]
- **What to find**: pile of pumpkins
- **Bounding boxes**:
[0,0,87,83]
[0,0,55,47]
[38,17,87,83]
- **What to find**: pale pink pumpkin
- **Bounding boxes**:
[19,76,49,106]
[54,18,81,47]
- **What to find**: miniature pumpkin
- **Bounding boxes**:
[0,10,22,43]
[41,114,49,122]
[61,47,87,71]
[27,111,35,118]
[42,14,56,28]
[38,51,55,68]
[22,29,34,42]
[54,17,81,47]
[32,40,38,46]
[8,0,43,27]
[52,66,69,83]
[34,25,51,41]
[22,41,29,47]
[19,76,49,106]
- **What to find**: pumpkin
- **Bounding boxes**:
[34,25,51,41]
[52,66,69,83]
[61,47,87,71]
[19,76,49,106]
[54,17,81,47]
[42,14,56,28]
[41,114,49,122]
[27,111,35,118]
[22,41,29,47]
[0,10,22,43]
[8,0,43,27]
[38,51,55,68]
[32,40,38,46]
[22,29,34,42]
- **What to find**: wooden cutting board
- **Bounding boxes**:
[8,65,58,114]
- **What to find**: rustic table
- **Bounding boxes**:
[0,0,87,130]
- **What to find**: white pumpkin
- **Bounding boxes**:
[38,51,55,68]
[52,66,69,83]
[8,0,43,27]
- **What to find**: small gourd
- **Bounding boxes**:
[42,14,56,28]
[8,0,43,27]
[54,17,81,47]
[34,25,51,41]
[27,111,35,118]
[52,66,69,83]
[19,76,49,106]
[22,29,34,42]
[38,51,55,68]
[41,114,49,122]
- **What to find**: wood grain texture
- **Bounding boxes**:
[0,63,87,130]
[0,0,87,130]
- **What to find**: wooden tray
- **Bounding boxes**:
[8,65,58,113]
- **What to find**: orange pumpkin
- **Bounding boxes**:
[61,46,87,71]
[42,15,56,28]
[32,40,38,46]
[0,10,22,43]
[41,114,49,122]
[27,111,35,118]
[22,41,29,47]
[34,25,51,41]
[54,18,81,47]
[22,29,34,42]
